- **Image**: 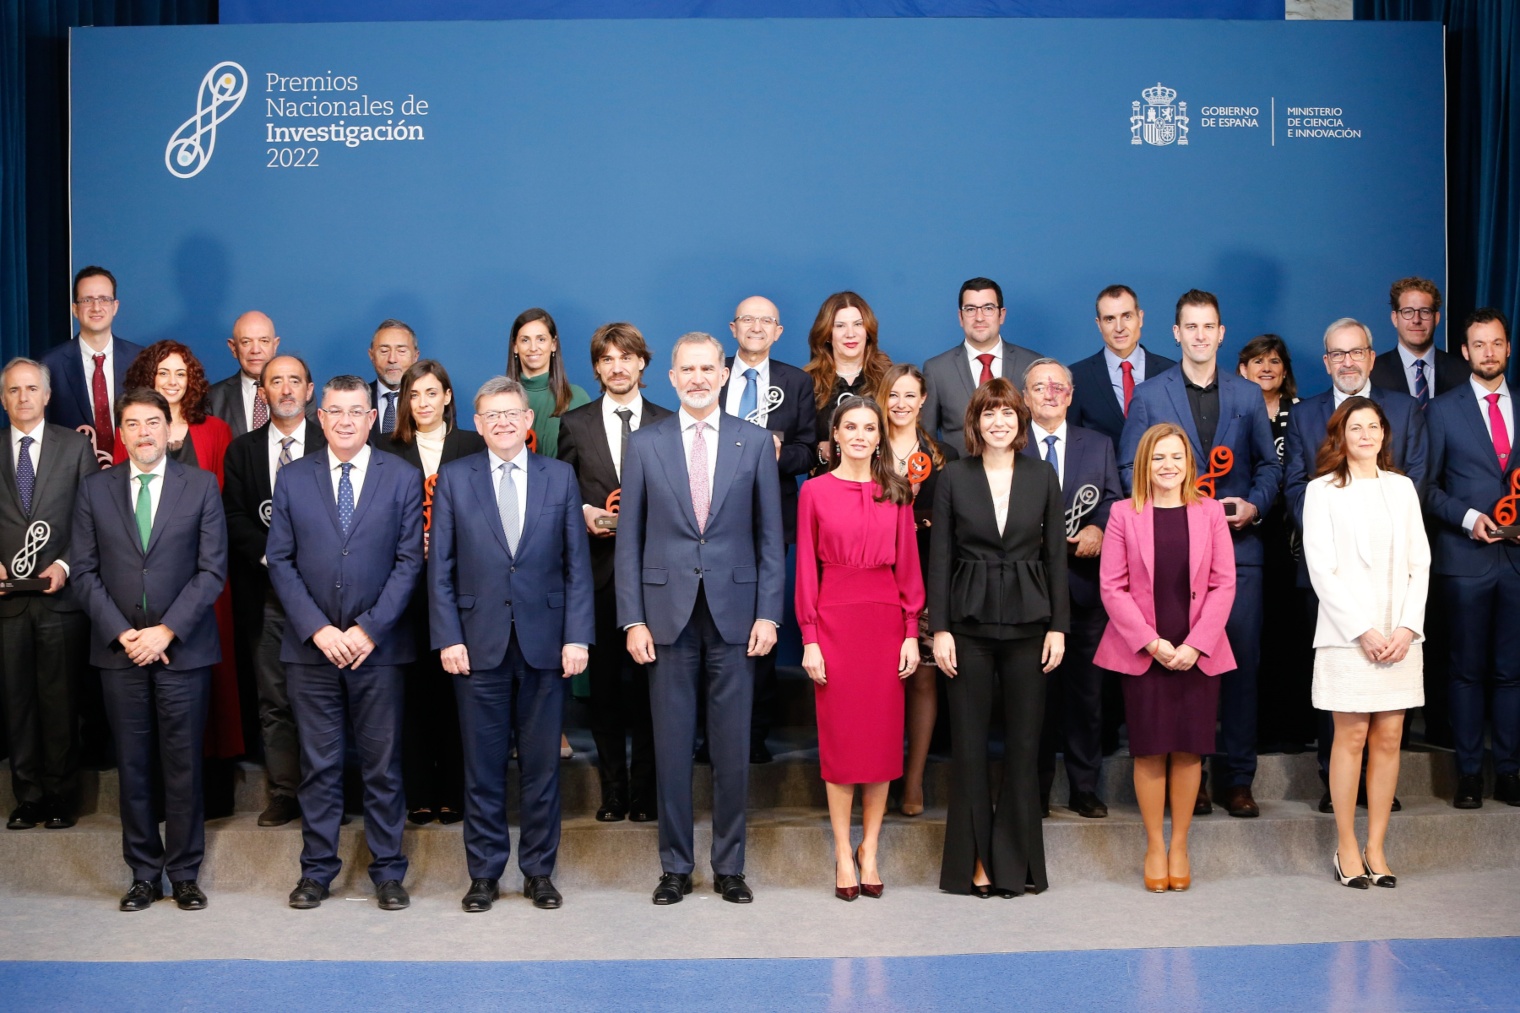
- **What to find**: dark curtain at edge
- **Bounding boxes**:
[1356,1,1517,355]
[0,2,217,368]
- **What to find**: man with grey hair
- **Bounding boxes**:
[0,357,97,830]
[1283,317,1427,810]
[617,331,784,905]
[1020,357,1122,820]
[368,320,420,437]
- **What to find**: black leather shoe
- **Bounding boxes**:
[714,873,753,904]
[749,742,773,764]
[7,802,43,830]
[288,878,329,909]
[652,872,693,905]
[119,880,162,911]
[42,800,76,829]
[1193,782,1213,816]
[437,807,464,825]
[1223,786,1260,818]
[407,808,436,826]
[596,789,628,823]
[693,743,710,764]
[524,875,563,909]
[258,795,301,827]
[172,880,207,910]
[628,791,657,822]
[1454,773,1484,809]
[1495,772,1520,806]
[1039,794,1050,819]
[376,879,410,910]
[462,878,499,912]
[1318,789,1333,813]
[1069,791,1109,819]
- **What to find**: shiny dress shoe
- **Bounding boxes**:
[172,880,207,910]
[1222,786,1259,818]
[43,801,76,829]
[376,879,410,910]
[462,878,499,912]
[1144,874,1168,894]
[1193,782,1213,816]
[1334,850,1371,889]
[596,790,628,823]
[749,742,773,764]
[288,878,330,909]
[1318,790,1334,814]
[835,862,860,902]
[119,880,163,911]
[714,873,753,903]
[1495,772,1520,806]
[971,883,993,899]
[7,801,43,830]
[524,875,563,909]
[628,803,656,823]
[437,807,464,825]
[854,845,883,899]
[258,795,301,827]
[1453,773,1484,809]
[407,808,436,826]
[652,872,693,905]
[1362,849,1396,889]
[1069,791,1109,819]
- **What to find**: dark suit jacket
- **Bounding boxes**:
[0,424,97,615]
[1283,385,1428,530]
[70,458,227,670]
[1019,424,1122,610]
[922,339,1043,449]
[428,450,595,672]
[928,455,1071,639]
[1119,368,1283,566]
[1422,382,1520,578]
[265,447,424,666]
[1068,345,1178,448]
[208,372,319,437]
[615,410,785,646]
[717,358,818,543]
[1369,346,1468,400]
[39,336,145,439]
[557,395,674,592]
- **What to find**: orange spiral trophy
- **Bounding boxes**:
[595,488,621,530]
[525,430,538,453]
[906,451,933,485]
[1195,446,1234,501]
[1493,470,1520,537]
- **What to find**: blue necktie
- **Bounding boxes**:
[739,367,758,420]
[16,436,35,515]
[1043,434,1060,483]
[382,391,397,434]
[337,462,355,536]
[1414,359,1430,408]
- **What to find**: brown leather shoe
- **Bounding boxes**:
[1193,782,1213,816]
[1223,785,1259,818]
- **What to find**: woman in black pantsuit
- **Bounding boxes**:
[930,379,1069,897]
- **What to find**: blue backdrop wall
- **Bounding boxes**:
[69,18,1444,408]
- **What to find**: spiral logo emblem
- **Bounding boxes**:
[11,520,51,579]
[258,499,273,527]
[165,61,248,179]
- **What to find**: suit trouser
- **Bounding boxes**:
[254,592,301,799]
[100,663,210,883]
[649,586,753,876]
[587,584,654,800]
[0,598,86,805]
[287,661,407,886]
[456,635,565,880]
[1217,565,1263,788]
[1038,603,1106,799]
[1445,568,1520,776]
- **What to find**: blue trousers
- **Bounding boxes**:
[1218,565,1263,787]
[1444,568,1520,776]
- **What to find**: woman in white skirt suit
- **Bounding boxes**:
[1303,396,1430,890]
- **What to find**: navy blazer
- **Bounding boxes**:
[428,449,594,672]
[265,447,424,666]
[1068,346,1177,449]
[1119,367,1283,566]
[1369,346,1468,401]
[718,358,818,543]
[1020,423,1123,610]
[615,410,785,646]
[40,336,145,437]
[70,458,227,670]
[1422,382,1520,578]
[1283,385,1428,530]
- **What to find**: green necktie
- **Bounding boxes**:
[135,473,156,550]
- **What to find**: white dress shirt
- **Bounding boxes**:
[79,339,115,417]
[490,444,530,538]
[724,357,772,425]
[327,445,371,508]
[1029,419,1068,488]
[128,454,168,529]
[267,423,308,491]
[1103,346,1148,406]
[1332,379,1373,408]
[964,341,1002,382]
[601,393,645,483]
[678,407,719,494]
[1397,344,1437,399]
[1462,377,1514,533]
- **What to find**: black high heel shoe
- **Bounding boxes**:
[1334,851,1371,889]
[1362,849,1397,888]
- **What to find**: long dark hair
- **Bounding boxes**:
[506,307,574,417]
[1314,395,1398,488]
[827,395,912,506]
[803,291,891,411]
[390,359,456,445]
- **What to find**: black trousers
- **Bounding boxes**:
[402,639,463,813]
[1038,603,1106,800]
[254,591,302,799]
[0,598,86,806]
[587,583,654,802]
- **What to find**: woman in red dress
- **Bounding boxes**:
[795,396,924,900]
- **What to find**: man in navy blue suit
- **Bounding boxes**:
[1424,309,1520,809]
[1068,284,1177,449]
[71,389,227,911]
[617,332,785,906]
[1021,358,1123,819]
[40,267,144,466]
[430,377,594,913]
[266,375,424,910]
[1120,290,1282,818]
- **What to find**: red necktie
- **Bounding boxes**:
[1121,360,1135,417]
[1486,392,1510,470]
[976,353,994,386]
[252,389,269,429]
[91,353,114,454]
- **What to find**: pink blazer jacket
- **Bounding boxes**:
[1093,497,1237,676]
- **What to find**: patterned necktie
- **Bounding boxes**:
[1486,392,1510,471]
[614,408,633,472]
[498,461,520,555]
[689,420,710,532]
[739,367,759,420]
[337,462,355,536]
[1043,433,1060,481]
[277,436,294,472]
[976,353,995,386]
[91,354,114,454]
[135,473,155,550]
[1414,359,1430,408]
[252,389,269,429]
[382,391,397,434]
[1120,360,1135,416]
[16,436,35,515]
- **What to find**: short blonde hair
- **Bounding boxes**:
[1130,423,1200,511]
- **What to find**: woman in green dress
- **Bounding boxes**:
[506,308,590,461]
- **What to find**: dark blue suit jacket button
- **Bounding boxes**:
[694,567,701,575]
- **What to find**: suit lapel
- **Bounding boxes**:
[27,430,61,518]
[68,348,94,427]
[658,418,700,535]
[1163,373,1206,459]
[313,455,345,539]
[955,349,977,401]
[1186,502,1209,586]
[1213,378,1242,452]
[1083,356,1124,434]
[0,430,23,516]
[515,453,549,553]
[145,461,186,554]
[108,466,142,552]
[585,399,621,488]
[1455,385,1502,477]
[470,455,512,557]
[1136,502,1156,583]
[705,413,742,524]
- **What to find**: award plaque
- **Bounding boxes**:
[1492,471,1520,539]
[595,489,621,530]
[1195,446,1235,500]
[743,386,785,424]
[10,520,51,580]
[1064,484,1101,538]
[0,579,50,592]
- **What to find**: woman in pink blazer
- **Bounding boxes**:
[1096,423,1237,893]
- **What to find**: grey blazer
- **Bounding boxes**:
[922,339,1043,451]
[0,424,97,613]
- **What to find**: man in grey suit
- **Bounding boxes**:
[0,358,97,831]
[922,277,1043,450]
[207,311,282,437]
[616,332,784,906]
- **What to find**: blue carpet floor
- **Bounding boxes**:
[3,937,1517,1011]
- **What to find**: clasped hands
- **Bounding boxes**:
[1145,637,1201,671]
[313,624,376,670]
[118,624,174,667]
[1358,626,1415,665]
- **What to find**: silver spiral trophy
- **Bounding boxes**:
[744,386,785,424]
[10,520,51,579]
[259,499,273,528]
[1064,484,1101,539]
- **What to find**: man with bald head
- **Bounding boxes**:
[210,311,286,437]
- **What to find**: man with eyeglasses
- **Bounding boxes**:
[922,277,1043,449]
[1069,284,1177,448]
[41,266,144,464]
[266,375,424,911]
[366,319,420,439]
[1020,358,1122,820]
[1284,318,1426,811]
[1369,277,1466,405]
